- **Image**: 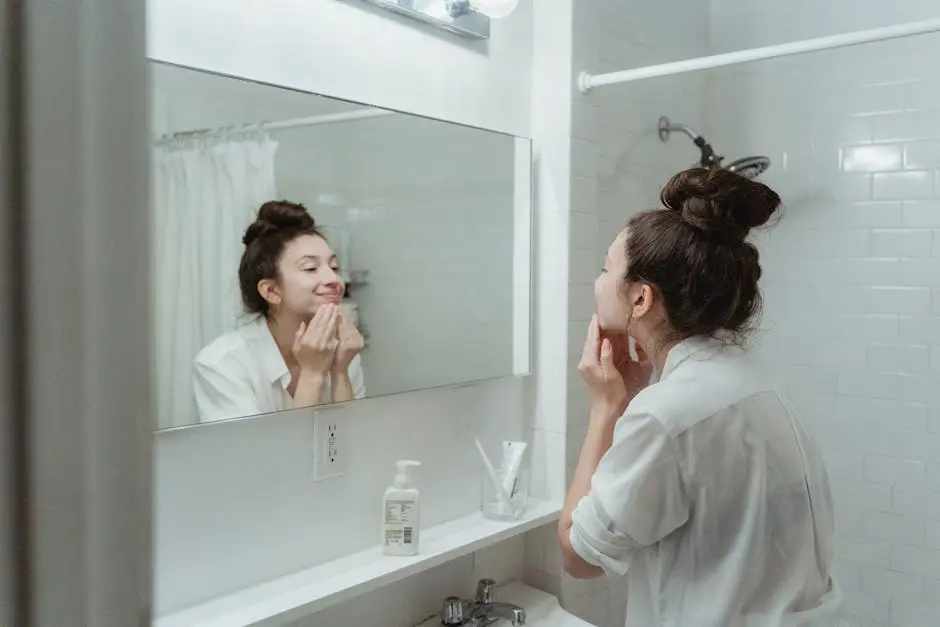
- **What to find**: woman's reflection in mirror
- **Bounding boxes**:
[193,200,365,423]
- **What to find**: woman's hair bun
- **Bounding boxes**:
[660,167,781,242]
[242,200,317,246]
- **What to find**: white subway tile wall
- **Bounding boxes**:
[705,2,940,623]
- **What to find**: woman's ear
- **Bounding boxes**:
[632,283,654,319]
[257,278,280,307]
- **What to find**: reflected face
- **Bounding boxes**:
[273,234,344,317]
[595,229,631,333]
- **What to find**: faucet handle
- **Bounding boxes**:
[440,596,466,626]
[475,578,497,603]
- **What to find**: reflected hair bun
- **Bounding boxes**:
[242,200,317,247]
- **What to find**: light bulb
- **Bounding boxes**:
[469,0,519,19]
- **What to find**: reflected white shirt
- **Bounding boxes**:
[570,337,841,627]
[193,316,365,423]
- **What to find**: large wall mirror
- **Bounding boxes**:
[151,62,532,431]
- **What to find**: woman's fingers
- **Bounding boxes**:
[328,306,340,337]
[317,307,338,348]
[293,321,306,349]
[324,304,339,326]
[310,303,329,326]
[338,312,352,340]
[606,333,629,365]
[300,305,335,348]
[301,306,324,343]
[600,338,614,370]
[581,315,600,363]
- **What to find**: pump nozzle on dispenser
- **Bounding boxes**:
[393,460,421,488]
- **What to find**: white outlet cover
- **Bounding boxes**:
[311,411,348,481]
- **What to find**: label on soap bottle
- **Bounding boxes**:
[384,500,416,546]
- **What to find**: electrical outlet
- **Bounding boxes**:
[311,411,348,481]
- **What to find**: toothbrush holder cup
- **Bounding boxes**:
[480,467,529,521]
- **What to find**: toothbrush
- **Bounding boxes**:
[474,437,519,518]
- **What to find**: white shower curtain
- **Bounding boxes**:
[153,132,279,429]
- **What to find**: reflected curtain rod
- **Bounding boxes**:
[156,108,395,141]
[579,17,940,92]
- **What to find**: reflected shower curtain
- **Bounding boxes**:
[153,133,279,429]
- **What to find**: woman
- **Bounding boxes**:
[193,200,365,423]
[559,168,840,626]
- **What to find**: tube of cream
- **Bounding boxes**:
[498,441,528,502]
[474,437,516,517]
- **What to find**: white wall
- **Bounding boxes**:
[709,0,940,53]
[148,0,551,622]
[707,2,940,625]
[148,0,532,138]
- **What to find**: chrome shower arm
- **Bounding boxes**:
[657,116,722,168]
[654,115,770,179]
[658,118,701,142]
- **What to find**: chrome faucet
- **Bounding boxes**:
[440,578,526,626]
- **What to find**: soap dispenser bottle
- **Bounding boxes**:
[382,460,422,556]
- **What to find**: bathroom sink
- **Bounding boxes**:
[419,581,594,626]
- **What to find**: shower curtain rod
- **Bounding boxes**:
[157,108,394,141]
[579,17,940,92]
[262,108,393,131]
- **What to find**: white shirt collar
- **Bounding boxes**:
[241,316,291,387]
[660,335,726,380]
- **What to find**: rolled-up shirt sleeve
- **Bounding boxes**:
[569,410,689,576]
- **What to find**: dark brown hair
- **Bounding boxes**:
[238,200,324,316]
[625,167,781,341]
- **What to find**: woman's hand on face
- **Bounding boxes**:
[292,304,339,376]
[578,314,628,418]
[333,312,365,372]
[604,330,653,400]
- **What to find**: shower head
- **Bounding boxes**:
[724,155,771,180]
[657,116,771,179]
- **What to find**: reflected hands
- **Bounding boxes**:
[333,311,365,373]
[292,303,339,376]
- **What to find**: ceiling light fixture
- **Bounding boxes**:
[469,0,519,19]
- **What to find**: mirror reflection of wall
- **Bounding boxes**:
[151,62,532,431]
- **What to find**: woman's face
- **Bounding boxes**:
[267,234,344,317]
[595,229,631,333]
[595,228,652,336]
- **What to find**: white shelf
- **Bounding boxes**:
[155,499,562,627]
